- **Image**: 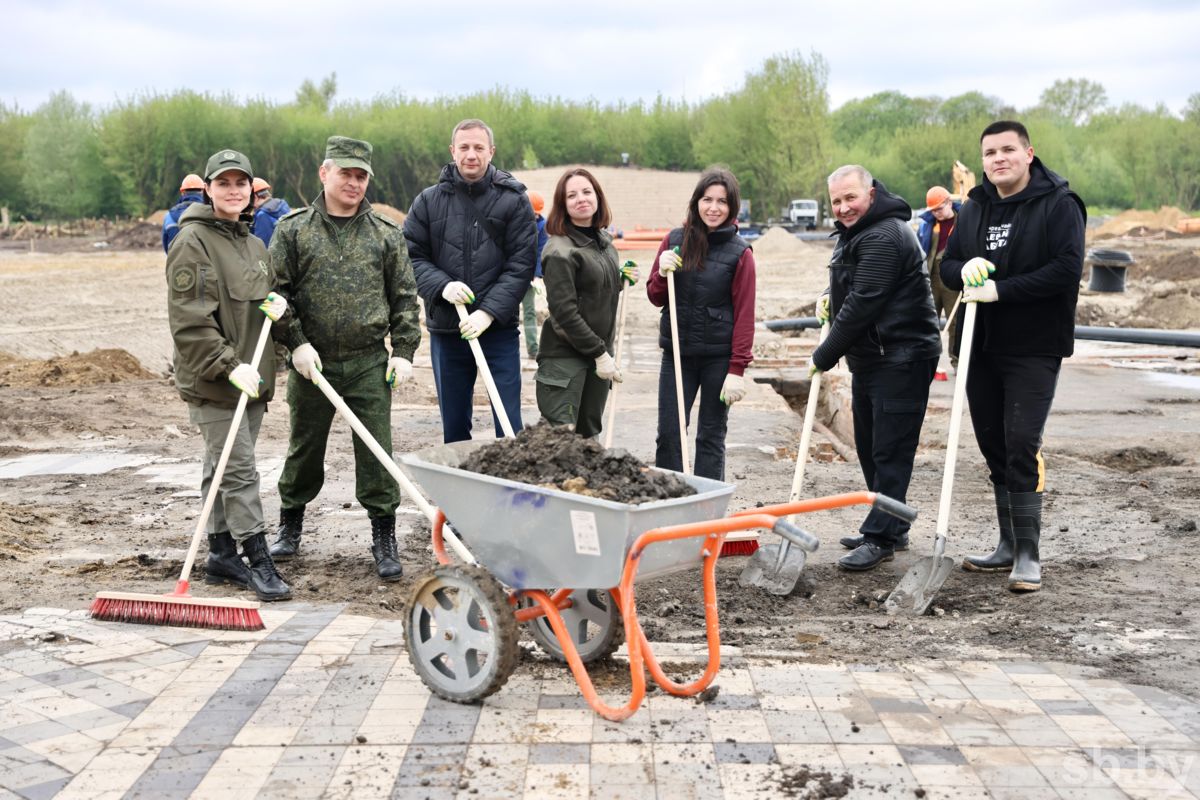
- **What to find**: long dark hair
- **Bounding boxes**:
[545,167,611,236]
[681,167,740,271]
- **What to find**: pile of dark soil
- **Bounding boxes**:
[0,349,158,388]
[1141,249,1200,282]
[106,222,162,249]
[459,423,696,504]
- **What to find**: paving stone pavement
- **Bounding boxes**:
[1,605,1197,799]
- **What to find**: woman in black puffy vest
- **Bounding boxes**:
[646,167,757,480]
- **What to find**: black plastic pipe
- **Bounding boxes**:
[761,317,1200,348]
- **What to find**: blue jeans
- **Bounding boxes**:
[430,327,524,443]
[851,358,937,546]
[655,352,730,481]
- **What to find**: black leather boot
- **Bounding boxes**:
[837,541,894,571]
[269,507,304,561]
[204,532,251,589]
[241,532,293,601]
[839,532,909,551]
[370,516,403,582]
[1008,491,1042,592]
[963,485,1015,572]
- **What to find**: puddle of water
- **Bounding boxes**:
[0,452,155,479]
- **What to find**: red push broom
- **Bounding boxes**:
[90,317,276,631]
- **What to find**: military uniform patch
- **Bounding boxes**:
[171,265,197,293]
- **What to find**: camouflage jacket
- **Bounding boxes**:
[269,194,420,362]
[166,203,276,408]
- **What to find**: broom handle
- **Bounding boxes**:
[666,270,690,474]
[602,286,629,449]
[455,304,515,437]
[176,318,274,589]
[788,323,829,524]
[310,374,476,565]
[935,299,977,538]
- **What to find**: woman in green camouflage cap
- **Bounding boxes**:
[165,148,293,602]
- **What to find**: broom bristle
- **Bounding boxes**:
[720,537,760,557]
[89,592,264,631]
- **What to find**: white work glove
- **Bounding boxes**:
[962,280,999,303]
[719,373,745,405]
[258,291,288,321]
[386,357,413,388]
[961,257,996,288]
[291,342,322,381]
[228,363,262,398]
[807,357,823,378]
[442,281,475,305]
[620,260,639,286]
[657,248,682,276]
[815,293,830,325]
[459,310,493,340]
[594,352,622,382]
[530,277,545,296]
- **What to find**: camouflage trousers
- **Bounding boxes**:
[277,347,399,519]
[188,401,268,543]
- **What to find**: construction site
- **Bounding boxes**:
[1,165,1199,798]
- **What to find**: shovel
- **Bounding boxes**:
[739,323,829,594]
[456,303,516,437]
[602,280,630,449]
[884,299,978,615]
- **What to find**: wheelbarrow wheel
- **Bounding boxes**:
[521,589,623,665]
[403,564,519,704]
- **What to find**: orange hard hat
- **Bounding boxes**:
[252,177,271,193]
[179,173,204,192]
[925,185,951,209]
[527,190,545,214]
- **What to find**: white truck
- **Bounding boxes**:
[787,198,820,229]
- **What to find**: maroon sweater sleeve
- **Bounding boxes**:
[645,236,671,307]
[728,247,757,375]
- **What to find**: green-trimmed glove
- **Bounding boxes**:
[229,363,262,398]
[620,260,639,286]
[961,257,996,287]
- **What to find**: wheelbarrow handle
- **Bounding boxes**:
[872,493,918,523]
[772,519,820,553]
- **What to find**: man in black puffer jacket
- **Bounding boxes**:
[404,119,537,442]
[941,120,1086,594]
[811,165,942,571]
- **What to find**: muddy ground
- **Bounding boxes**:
[1,229,1198,704]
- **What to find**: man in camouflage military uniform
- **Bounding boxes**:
[268,136,421,581]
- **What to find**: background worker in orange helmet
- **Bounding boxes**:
[520,189,549,360]
[162,173,206,253]
[916,185,962,372]
[250,177,292,248]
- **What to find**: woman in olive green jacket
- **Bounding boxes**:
[165,148,291,602]
[535,168,637,438]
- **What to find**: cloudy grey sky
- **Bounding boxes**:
[4,0,1197,115]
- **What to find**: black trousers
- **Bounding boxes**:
[655,352,731,481]
[966,352,1061,493]
[851,357,937,546]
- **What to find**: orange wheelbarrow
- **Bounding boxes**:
[398,441,917,722]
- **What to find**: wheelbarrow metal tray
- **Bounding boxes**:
[401,442,735,590]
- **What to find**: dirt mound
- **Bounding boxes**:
[0,502,52,558]
[1094,206,1189,239]
[752,226,812,260]
[146,209,168,226]
[106,222,162,249]
[459,423,696,504]
[0,349,158,388]
[1140,249,1200,283]
[371,203,407,225]
[1094,446,1184,471]
[1128,289,1200,329]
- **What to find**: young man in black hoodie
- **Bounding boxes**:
[811,165,942,571]
[941,120,1086,593]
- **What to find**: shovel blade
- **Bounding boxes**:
[884,556,955,615]
[738,542,807,596]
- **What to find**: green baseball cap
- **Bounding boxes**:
[204,149,254,182]
[325,135,373,176]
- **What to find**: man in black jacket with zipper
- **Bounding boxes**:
[404,119,537,442]
[812,165,942,571]
[941,120,1086,593]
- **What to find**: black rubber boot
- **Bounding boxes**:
[241,533,293,601]
[839,532,909,551]
[370,516,403,582]
[1008,491,1042,592]
[204,532,251,589]
[837,541,895,571]
[963,485,1015,572]
[269,507,304,561]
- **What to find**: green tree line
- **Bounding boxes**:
[1,59,1197,223]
